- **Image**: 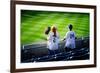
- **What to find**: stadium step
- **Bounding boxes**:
[21,37,89,63]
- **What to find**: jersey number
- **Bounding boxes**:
[70,33,74,39]
[53,37,56,43]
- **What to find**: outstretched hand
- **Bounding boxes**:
[62,38,65,41]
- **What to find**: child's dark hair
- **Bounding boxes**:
[68,24,73,30]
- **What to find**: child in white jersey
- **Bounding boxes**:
[63,24,76,52]
[47,25,60,55]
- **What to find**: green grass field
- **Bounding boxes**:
[21,10,89,45]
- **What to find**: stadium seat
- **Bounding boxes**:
[21,37,90,63]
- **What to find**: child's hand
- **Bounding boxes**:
[62,38,65,41]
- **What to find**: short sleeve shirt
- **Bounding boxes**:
[65,31,76,49]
